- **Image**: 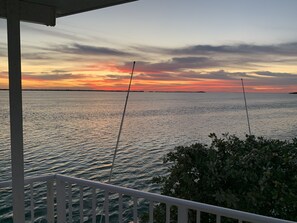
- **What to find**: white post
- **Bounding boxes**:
[80,186,84,223]
[166,204,170,223]
[56,178,66,223]
[47,180,55,223]
[6,0,25,222]
[178,206,187,223]
[149,201,153,223]
[118,193,123,223]
[104,191,110,223]
[133,197,138,223]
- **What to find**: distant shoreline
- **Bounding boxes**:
[289,92,297,94]
[0,89,206,93]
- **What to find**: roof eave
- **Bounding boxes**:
[56,0,137,18]
[0,0,138,26]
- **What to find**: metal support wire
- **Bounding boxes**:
[109,61,136,183]
[241,78,251,135]
[99,62,135,223]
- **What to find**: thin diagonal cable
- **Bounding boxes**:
[108,61,136,183]
[99,62,135,223]
[241,78,252,135]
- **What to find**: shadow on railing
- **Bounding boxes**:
[0,174,296,223]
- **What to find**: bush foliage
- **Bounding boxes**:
[152,134,297,222]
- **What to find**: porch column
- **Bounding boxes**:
[7,0,25,222]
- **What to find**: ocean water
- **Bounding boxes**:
[0,91,296,222]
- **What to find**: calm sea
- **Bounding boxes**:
[0,91,296,222]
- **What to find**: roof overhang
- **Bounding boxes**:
[0,0,137,26]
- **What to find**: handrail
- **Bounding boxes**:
[56,174,296,223]
[0,174,55,188]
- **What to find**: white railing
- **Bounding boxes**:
[0,174,55,223]
[0,174,296,223]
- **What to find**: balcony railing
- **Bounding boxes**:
[0,174,296,223]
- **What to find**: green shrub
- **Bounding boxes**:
[148,134,297,222]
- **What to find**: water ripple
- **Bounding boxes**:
[1,91,297,221]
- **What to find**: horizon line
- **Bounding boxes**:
[0,89,295,94]
[0,89,206,93]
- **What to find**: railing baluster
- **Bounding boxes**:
[216,214,221,223]
[118,193,123,223]
[166,204,171,223]
[1,174,294,223]
[47,180,54,223]
[133,197,138,223]
[196,210,201,223]
[68,183,73,223]
[178,206,187,223]
[30,182,34,223]
[104,191,110,223]
[80,186,84,223]
[56,178,66,223]
[149,201,153,223]
[92,187,96,223]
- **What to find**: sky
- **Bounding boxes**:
[1,0,297,92]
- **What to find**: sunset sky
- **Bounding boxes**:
[1,0,297,92]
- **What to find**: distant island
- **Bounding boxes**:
[289,92,297,94]
[0,89,206,93]
[147,91,205,93]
